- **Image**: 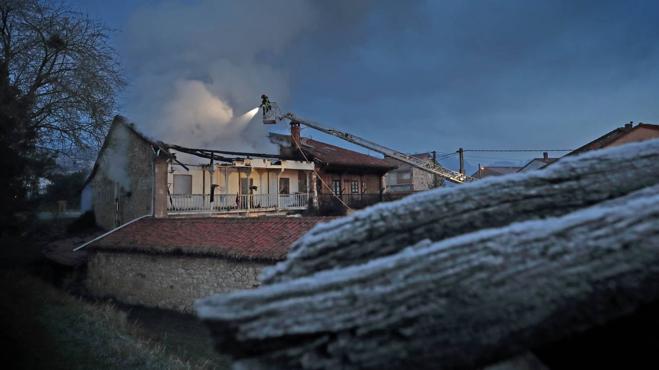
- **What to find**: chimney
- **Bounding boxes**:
[290,121,301,147]
[543,152,549,160]
[625,121,633,129]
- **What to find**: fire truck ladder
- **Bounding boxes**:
[262,99,473,184]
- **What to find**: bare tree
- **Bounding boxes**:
[0,0,123,153]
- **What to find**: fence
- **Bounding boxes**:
[168,193,309,214]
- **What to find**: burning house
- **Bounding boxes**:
[81,116,316,229]
[78,115,329,312]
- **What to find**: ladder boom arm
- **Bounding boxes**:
[284,113,473,184]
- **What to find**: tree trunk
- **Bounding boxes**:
[197,186,659,370]
[262,139,659,283]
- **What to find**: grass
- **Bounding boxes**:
[0,220,230,370]
[0,269,218,370]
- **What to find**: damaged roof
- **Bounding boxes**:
[89,216,331,261]
[270,133,396,172]
[82,115,170,188]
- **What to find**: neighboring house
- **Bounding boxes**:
[384,152,442,193]
[270,125,396,213]
[83,116,315,229]
[86,217,329,312]
[517,152,558,173]
[471,166,521,179]
[567,122,659,156]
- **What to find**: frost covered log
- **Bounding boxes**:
[263,139,659,283]
[197,188,659,370]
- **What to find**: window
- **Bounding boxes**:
[173,174,192,195]
[351,180,359,194]
[279,178,290,195]
[332,179,341,195]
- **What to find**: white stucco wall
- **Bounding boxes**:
[168,166,312,195]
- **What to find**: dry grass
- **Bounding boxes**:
[0,270,220,370]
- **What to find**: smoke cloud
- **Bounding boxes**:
[120,0,323,152]
[100,122,131,190]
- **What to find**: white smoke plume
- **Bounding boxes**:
[100,122,131,190]
[120,0,322,153]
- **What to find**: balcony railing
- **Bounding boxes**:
[168,193,309,214]
[317,193,384,215]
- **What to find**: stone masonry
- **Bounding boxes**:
[86,250,269,313]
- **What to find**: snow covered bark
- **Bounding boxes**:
[263,139,659,283]
[196,188,659,370]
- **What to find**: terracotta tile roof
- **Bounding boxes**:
[471,166,522,179]
[569,122,659,156]
[271,133,396,172]
[90,216,331,261]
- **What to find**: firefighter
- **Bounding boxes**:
[260,94,272,116]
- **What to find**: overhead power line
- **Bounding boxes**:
[462,149,573,153]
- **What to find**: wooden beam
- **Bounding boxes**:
[197,185,659,370]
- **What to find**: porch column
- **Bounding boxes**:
[247,167,252,211]
[379,175,384,202]
[311,171,319,211]
[276,171,281,210]
[153,157,168,218]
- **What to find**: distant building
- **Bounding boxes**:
[384,152,442,193]
[471,166,521,179]
[567,122,659,156]
[517,152,558,173]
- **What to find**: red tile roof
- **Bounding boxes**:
[301,137,395,169]
[90,216,331,261]
[471,166,522,179]
[271,133,396,172]
[568,122,659,156]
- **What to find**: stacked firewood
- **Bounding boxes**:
[196,139,659,370]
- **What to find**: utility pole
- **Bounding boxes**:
[431,151,439,188]
[458,148,465,175]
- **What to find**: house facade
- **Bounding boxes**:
[167,157,314,215]
[83,116,316,229]
[270,125,397,214]
[384,152,442,193]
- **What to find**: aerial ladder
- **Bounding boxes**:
[260,96,474,184]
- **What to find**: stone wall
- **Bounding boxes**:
[91,123,156,229]
[86,250,270,313]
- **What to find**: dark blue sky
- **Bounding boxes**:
[69,0,659,168]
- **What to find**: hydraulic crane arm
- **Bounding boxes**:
[262,98,474,184]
